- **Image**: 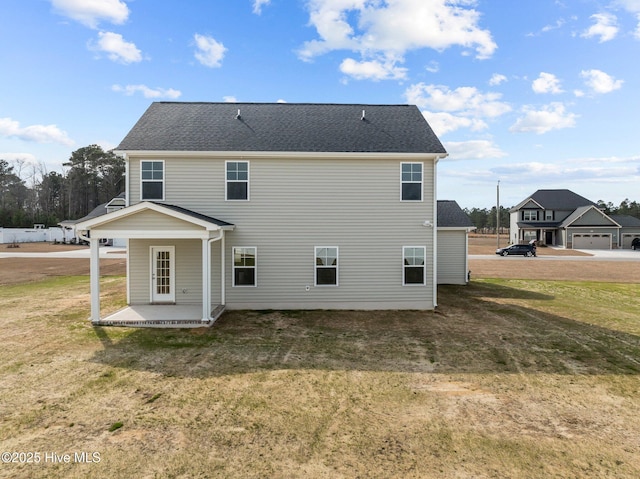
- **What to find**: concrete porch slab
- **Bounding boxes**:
[93,304,225,328]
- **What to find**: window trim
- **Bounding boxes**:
[523,210,537,221]
[232,246,257,287]
[402,246,426,286]
[225,160,250,201]
[140,160,165,201]
[545,210,554,221]
[400,162,423,202]
[314,246,339,287]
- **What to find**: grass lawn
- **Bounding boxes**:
[1,276,639,478]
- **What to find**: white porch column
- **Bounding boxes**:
[202,238,209,321]
[90,238,101,322]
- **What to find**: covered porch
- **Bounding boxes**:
[76,202,235,327]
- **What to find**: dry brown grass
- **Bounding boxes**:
[1,241,640,478]
[1,273,639,478]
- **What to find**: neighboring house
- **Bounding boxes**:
[437,200,475,285]
[76,102,449,324]
[510,189,640,249]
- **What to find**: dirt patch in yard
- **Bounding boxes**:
[0,258,126,285]
[0,243,125,285]
[469,258,640,283]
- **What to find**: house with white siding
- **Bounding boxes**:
[76,102,454,326]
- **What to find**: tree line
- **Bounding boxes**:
[0,145,124,227]
[464,199,640,232]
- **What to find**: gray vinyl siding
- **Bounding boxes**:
[92,209,205,233]
[129,239,203,305]
[128,155,436,309]
[437,230,467,285]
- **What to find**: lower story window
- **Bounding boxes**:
[233,247,256,286]
[315,246,338,286]
[403,246,426,285]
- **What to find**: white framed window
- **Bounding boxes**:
[403,246,426,286]
[545,210,554,221]
[523,210,537,221]
[232,247,256,287]
[315,247,338,286]
[401,162,423,201]
[141,160,164,200]
[226,161,249,200]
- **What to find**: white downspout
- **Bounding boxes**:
[204,230,225,322]
[433,156,439,309]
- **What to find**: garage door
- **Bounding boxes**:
[572,234,611,249]
[622,234,640,249]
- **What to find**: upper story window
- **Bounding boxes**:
[545,210,554,221]
[403,246,426,286]
[315,247,338,286]
[522,210,537,221]
[226,161,249,200]
[141,161,164,200]
[401,162,422,201]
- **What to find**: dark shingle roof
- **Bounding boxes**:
[528,189,596,210]
[117,102,446,154]
[437,200,475,228]
[610,215,640,227]
[152,203,234,228]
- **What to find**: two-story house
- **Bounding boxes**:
[77,102,450,326]
[510,189,640,249]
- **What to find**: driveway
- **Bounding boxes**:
[471,249,640,262]
[0,247,127,259]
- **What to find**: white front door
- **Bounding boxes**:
[151,246,175,303]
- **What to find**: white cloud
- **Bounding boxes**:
[406,83,511,118]
[90,31,142,63]
[50,0,129,29]
[509,102,577,134]
[425,61,439,73]
[490,157,640,183]
[489,73,507,86]
[532,72,563,94]
[0,117,74,146]
[298,0,496,78]
[580,69,623,94]
[614,1,640,38]
[542,18,566,33]
[339,57,407,80]
[194,34,227,68]
[581,13,619,42]
[422,111,487,136]
[0,152,39,165]
[112,84,181,99]
[444,140,507,160]
[253,0,271,15]
[223,96,238,103]
[406,83,510,136]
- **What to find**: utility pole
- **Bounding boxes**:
[496,180,500,248]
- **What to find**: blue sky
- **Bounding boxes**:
[1,0,639,209]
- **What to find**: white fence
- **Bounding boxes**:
[0,227,65,244]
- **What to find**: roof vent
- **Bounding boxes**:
[236,109,241,119]
[361,109,366,121]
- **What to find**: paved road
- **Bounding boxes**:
[0,247,127,259]
[473,249,640,262]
